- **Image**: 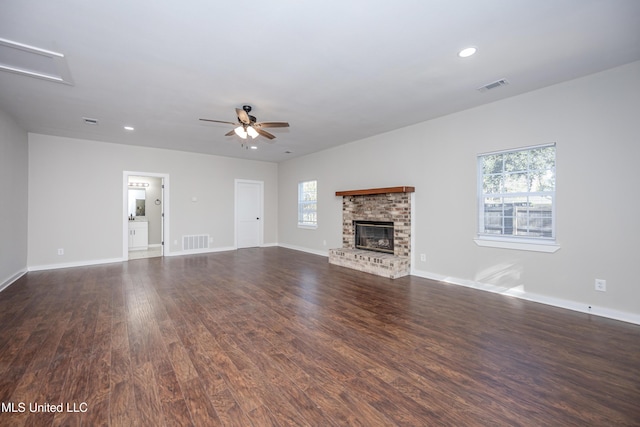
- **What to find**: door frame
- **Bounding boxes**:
[123,171,170,259]
[234,179,264,248]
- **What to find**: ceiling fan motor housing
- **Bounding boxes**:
[240,105,257,123]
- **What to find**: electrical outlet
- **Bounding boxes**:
[595,279,606,292]
[420,254,426,262]
[57,248,64,255]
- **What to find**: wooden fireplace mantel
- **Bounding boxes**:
[335,186,415,197]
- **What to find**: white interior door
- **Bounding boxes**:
[236,180,263,248]
[160,177,165,255]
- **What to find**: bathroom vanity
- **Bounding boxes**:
[128,220,148,251]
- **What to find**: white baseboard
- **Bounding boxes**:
[278,243,329,257]
[167,246,236,257]
[411,268,640,326]
[28,257,125,272]
[25,244,281,270]
[0,268,28,292]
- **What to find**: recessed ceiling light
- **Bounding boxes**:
[458,47,477,58]
[250,146,258,150]
[124,126,134,131]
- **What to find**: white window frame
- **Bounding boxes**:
[475,143,560,253]
[297,180,318,229]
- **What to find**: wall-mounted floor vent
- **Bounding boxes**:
[183,234,210,251]
[478,78,509,92]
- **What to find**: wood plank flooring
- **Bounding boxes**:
[0,247,638,426]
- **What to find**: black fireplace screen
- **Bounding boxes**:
[354,221,394,254]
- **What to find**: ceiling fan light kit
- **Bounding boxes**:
[200,105,289,146]
[233,125,259,140]
[234,126,248,139]
[246,126,259,139]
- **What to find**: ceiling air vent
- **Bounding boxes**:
[82,117,98,125]
[478,78,509,93]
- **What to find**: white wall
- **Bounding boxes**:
[278,61,640,321]
[0,109,28,289]
[28,135,278,268]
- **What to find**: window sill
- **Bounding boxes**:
[474,237,560,253]
[298,224,318,230]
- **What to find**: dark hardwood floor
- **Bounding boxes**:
[0,247,638,426]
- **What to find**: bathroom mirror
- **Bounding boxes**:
[128,189,146,217]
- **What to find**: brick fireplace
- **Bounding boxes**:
[329,186,414,279]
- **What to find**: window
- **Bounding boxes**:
[478,144,556,245]
[298,180,317,228]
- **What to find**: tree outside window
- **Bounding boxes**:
[478,144,555,240]
[298,180,317,228]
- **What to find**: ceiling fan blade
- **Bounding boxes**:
[235,108,251,125]
[224,129,236,136]
[254,121,289,129]
[255,128,276,140]
[199,118,236,125]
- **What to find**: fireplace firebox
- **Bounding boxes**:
[354,221,394,254]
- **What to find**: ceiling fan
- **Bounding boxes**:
[199,105,289,142]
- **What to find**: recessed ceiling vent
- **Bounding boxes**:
[478,78,509,93]
[83,117,99,125]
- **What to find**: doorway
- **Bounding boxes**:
[235,179,264,248]
[123,171,170,260]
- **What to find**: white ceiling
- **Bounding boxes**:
[1,0,639,162]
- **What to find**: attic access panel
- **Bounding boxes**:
[0,38,73,85]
